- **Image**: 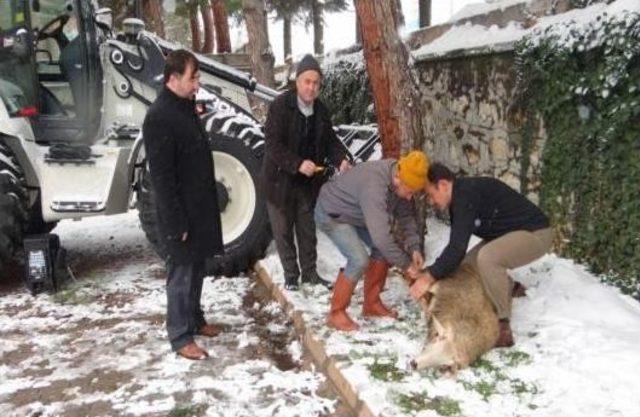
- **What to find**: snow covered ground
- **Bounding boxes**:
[0,212,336,417]
[1,212,639,417]
[261,218,640,417]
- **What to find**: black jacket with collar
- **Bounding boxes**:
[428,177,549,279]
[261,89,346,207]
[142,87,223,264]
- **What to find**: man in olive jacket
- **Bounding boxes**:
[411,163,552,347]
[143,50,223,360]
[262,54,350,290]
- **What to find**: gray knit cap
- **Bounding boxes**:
[295,54,322,78]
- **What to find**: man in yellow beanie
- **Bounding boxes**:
[314,151,428,331]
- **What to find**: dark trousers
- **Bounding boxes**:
[166,258,206,351]
[267,186,317,283]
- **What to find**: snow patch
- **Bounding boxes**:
[450,0,531,22]
[260,216,640,417]
[413,0,640,59]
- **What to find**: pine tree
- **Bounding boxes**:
[242,0,276,87]
[419,0,431,28]
[212,0,232,53]
[353,0,425,157]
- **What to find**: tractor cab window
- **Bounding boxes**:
[32,1,83,118]
[0,0,38,116]
[29,0,103,144]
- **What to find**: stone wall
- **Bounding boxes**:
[415,51,546,201]
[318,48,548,200]
[404,0,579,201]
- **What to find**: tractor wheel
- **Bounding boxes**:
[25,195,57,234]
[0,138,29,277]
[138,114,270,277]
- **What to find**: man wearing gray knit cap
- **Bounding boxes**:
[261,54,351,290]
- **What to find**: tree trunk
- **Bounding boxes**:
[242,0,275,88]
[353,0,425,158]
[355,0,428,244]
[311,0,324,56]
[419,0,431,28]
[201,3,215,53]
[142,0,165,37]
[394,0,404,28]
[189,6,202,52]
[212,0,232,53]
[283,15,292,61]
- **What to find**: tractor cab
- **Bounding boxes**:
[0,1,38,118]
[1,0,105,144]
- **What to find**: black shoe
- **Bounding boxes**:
[302,272,334,289]
[284,276,299,291]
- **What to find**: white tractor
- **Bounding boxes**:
[0,0,380,279]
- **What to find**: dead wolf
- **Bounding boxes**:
[410,263,499,372]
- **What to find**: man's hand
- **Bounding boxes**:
[411,250,424,270]
[181,231,188,242]
[404,264,420,281]
[339,159,352,173]
[410,273,435,300]
[298,160,317,177]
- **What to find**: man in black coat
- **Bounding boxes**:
[262,54,350,291]
[143,50,223,360]
[410,163,552,347]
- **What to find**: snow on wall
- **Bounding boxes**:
[413,0,639,60]
[450,0,531,22]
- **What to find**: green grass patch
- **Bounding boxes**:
[418,367,440,382]
[501,350,532,367]
[470,358,508,382]
[461,379,497,401]
[463,355,540,401]
[510,378,539,396]
[167,403,206,417]
[368,357,408,382]
[51,284,93,305]
[431,397,463,417]
[395,391,462,416]
[396,391,432,413]
[470,358,500,374]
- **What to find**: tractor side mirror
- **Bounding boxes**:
[13,28,31,59]
[94,7,113,32]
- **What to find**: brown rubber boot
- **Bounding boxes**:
[362,259,398,318]
[495,319,515,348]
[327,271,359,331]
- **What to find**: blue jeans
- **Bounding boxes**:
[166,259,207,351]
[314,203,384,282]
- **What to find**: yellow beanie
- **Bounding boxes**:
[397,151,429,191]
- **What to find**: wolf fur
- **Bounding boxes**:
[410,263,500,372]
